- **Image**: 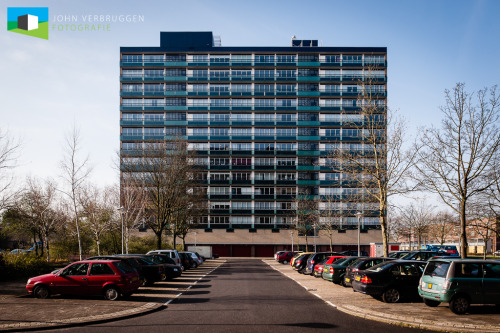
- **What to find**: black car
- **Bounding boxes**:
[178,252,195,270]
[112,255,165,286]
[343,257,395,287]
[352,260,426,303]
[135,254,182,280]
[292,253,313,273]
[388,251,412,259]
[400,251,450,261]
[339,250,368,257]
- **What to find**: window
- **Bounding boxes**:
[122,54,142,62]
[255,172,274,180]
[232,158,251,166]
[192,128,209,135]
[210,143,229,151]
[277,113,296,122]
[231,143,251,151]
[210,113,230,121]
[232,187,252,195]
[122,84,142,92]
[209,187,230,195]
[210,173,230,180]
[89,263,115,276]
[277,55,296,63]
[231,70,252,78]
[255,187,274,195]
[193,55,208,62]
[254,202,274,210]
[254,158,274,166]
[210,201,230,209]
[210,128,229,136]
[233,173,250,180]
[210,70,230,78]
[255,99,275,107]
[254,114,275,121]
[164,69,186,77]
[210,158,230,166]
[232,202,252,209]
[231,128,251,136]
[254,84,274,93]
[276,85,296,92]
[276,158,295,166]
[210,216,229,224]
[122,128,142,136]
[255,216,273,224]
[231,55,252,62]
[255,55,275,63]
[231,216,252,224]
[231,84,252,92]
[276,143,297,151]
[276,99,297,107]
[276,128,296,136]
[276,70,296,78]
[63,263,89,276]
[255,143,274,151]
[455,263,481,278]
[277,187,296,195]
[231,113,252,121]
[277,173,295,180]
[189,84,208,92]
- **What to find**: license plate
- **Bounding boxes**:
[355,276,361,281]
[345,278,350,282]
[428,283,432,289]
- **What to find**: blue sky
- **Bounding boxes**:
[1,0,500,198]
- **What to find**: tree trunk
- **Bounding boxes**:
[380,213,388,257]
[156,231,163,250]
[460,201,468,259]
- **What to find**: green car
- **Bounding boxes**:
[418,258,500,314]
[322,256,360,285]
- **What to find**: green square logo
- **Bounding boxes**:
[7,7,49,40]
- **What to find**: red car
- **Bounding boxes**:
[26,260,141,300]
[313,256,347,278]
[276,251,299,264]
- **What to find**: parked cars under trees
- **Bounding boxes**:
[415,83,500,258]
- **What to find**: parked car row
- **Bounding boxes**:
[26,250,207,301]
[276,249,500,314]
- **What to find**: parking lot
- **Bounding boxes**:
[267,258,500,332]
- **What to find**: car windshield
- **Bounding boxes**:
[114,261,136,274]
[348,258,363,267]
[332,258,349,265]
[400,252,416,259]
[424,261,450,277]
[367,261,393,272]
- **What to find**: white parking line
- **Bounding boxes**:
[326,301,337,308]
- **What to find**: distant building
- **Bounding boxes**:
[120,32,387,256]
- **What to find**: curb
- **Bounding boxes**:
[0,301,165,332]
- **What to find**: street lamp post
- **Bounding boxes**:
[117,206,125,255]
[355,212,363,256]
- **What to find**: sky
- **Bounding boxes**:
[1,0,500,202]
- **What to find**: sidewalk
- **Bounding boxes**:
[265,259,500,333]
[0,259,223,332]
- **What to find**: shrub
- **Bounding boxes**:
[0,253,57,281]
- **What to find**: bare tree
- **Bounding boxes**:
[122,138,200,250]
[397,200,435,248]
[416,83,500,258]
[0,128,21,211]
[59,126,92,260]
[118,179,146,254]
[427,211,459,245]
[293,191,319,252]
[15,177,65,261]
[327,72,419,256]
[79,184,117,256]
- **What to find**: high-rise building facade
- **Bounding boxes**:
[120,32,387,256]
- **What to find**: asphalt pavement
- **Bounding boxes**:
[0,258,498,332]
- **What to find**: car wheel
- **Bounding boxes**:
[340,279,347,287]
[103,286,120,301]
[33,285,50,299]
[450,295,470,315]
[423,298,441,307]
[382,288,401,303]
